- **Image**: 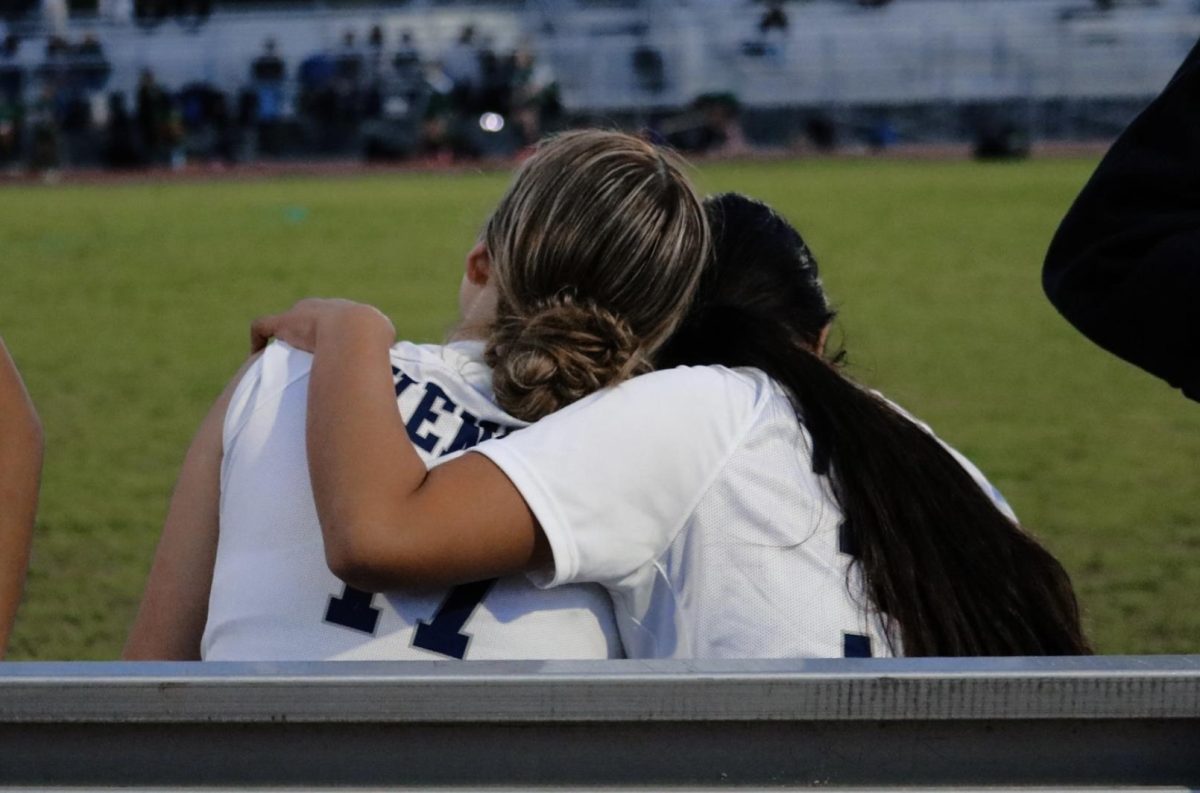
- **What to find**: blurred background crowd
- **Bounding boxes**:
[0,0,1197,172]
[0,18,564,168]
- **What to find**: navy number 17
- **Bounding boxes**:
[324,580,497,659]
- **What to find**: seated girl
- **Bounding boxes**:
[123,130,710,660]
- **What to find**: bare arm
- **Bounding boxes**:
[123,356,258,660]
[0,339,42,658]
[252,301,547,593]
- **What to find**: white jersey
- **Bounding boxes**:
[202,341,622,661]
[474,365,1016,660]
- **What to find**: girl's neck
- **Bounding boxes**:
[447,320,490,344]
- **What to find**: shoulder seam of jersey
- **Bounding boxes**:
[654,371,775,559]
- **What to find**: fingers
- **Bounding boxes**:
[248,301,320,354]
[248,299,388,357]
[249,314,278,354]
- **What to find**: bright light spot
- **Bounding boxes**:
[480,113,506,133]
[383,97,410,119]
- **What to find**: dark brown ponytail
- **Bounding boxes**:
[659,193,1090,656]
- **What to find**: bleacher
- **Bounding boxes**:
[2,7,527,100]
[7,0,1200,113]
[539,0,1200,110]
[1,656,1197,788]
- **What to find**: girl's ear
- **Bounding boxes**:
[465,242,492,286]
[817,323,832,357]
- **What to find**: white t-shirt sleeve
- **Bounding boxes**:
[472,366,767,589]
[876,392,1019,523]
[940,443,1019,523]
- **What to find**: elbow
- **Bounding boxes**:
[323,526,377,591]
[322,522,432,592]
[1041,239,1074,309]
[324,540,388,593]
[318,505,388,590]
[1040,257,1060,305]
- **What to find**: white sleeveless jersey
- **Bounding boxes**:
[475,365,1017,660]
[202,340,622,661]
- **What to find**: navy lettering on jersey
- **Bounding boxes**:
[837,521,872,657]
[443,409,483,455]
[392,367,418,398]
[323,366,520,653]
[325,585,382,635]
[843,633,872,658]
[406,383,459,453]
[412,579,498,659]
[478,419,507,441]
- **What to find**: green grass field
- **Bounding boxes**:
[1,157,1197,660]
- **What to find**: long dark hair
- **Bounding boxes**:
[659,193,1090,656]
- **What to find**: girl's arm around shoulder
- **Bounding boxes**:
[286,302,551,592]
[470,365,769,587]
[264,299,769,593]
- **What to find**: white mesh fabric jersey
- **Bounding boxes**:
[666,387,895,659]
[477,365,1011,660]
[202,341,622,662]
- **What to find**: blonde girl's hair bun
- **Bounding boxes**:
[486,292,652,422]
[482,129,711,420]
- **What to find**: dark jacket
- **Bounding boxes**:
[1043,37,1200,402]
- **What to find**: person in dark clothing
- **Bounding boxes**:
[1043,37,1200,402]
[76,33,101,57]
[759,1,788,34]
[104,92,140,168]
[252,39,285,83]
[393,30,421,87]
[136,68,171,163]
[0,34,21,164]
[1,34,21,87]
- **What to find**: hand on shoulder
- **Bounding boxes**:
[250,298,396,354]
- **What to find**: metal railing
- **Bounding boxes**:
[1,656,1197,788]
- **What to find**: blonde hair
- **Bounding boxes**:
[483,130,710,421]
